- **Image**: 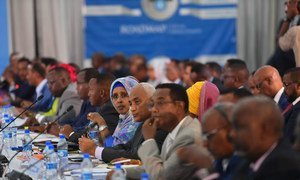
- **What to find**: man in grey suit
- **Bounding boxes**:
[32,66,82,126]
[126,83,202,180]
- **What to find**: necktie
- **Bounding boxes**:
[282,104,293,115]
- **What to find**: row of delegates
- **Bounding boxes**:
[79,83,168,163]
[177,97,300,180]
[23,65,82,133]
[77,76,141,147]
[122,83,203,180]
[59,68,100,137]
[65,73,119,144]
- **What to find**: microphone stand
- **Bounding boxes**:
[0,95,44,166]
[3,106,74,179]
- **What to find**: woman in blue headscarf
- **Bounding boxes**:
[87,76,140,147]
[108,76,140,146]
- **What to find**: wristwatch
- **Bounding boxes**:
[99,125,108,131]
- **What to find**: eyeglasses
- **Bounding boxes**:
[147,100,175,110]
[202,126,227,141]
[283,81,300,87]
[111,93,128,100]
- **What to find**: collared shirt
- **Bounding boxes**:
[292,96,300,106]
[274,87,284,104]
[165,116,187,153]
[249,143,277,172]
[35,79,47,98]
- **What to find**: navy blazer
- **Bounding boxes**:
[284,101,300,143]
[232,139,300,180]
[70,100,97,132]
[68,100,119,144]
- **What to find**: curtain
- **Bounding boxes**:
[237,0,286,72]
[9,0,83,67]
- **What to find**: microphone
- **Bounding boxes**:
[0,94,44,133]
[3,106,74,178]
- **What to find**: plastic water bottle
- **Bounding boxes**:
[89,129,99,146]
[81,153,93,180]
[2,116,12,149]
[43,141,52,161]
[23,129,32,161]
[46,145,58,179]
[57,134,68,175]
[141,173,149,180]
[111,164,126,180]
[9,117,17,148]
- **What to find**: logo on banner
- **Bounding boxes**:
[141,0,178,21]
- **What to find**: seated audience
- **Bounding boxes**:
[254,65,290,111]
[78,83,168,163]
[68,73,119,144]
[60,68,99,135]
[282,67,300,142]
[186,81,219,121]
[190,63,224,91]
[125,83,202,180]
[230,96,300,179]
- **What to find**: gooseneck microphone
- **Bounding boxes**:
[3,106,74,179]
[0,95,44,133]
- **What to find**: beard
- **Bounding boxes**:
[287,91,298,103]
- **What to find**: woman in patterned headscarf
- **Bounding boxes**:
[108,76,140,146]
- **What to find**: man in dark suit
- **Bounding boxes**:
[254,65,290,111]
[230,96,300,180]
[20,62,54,112]
[67,73,119,144]
[190,62,225,91]
[78,83,168,163]
[11,57,35,105]
[60,68,99,137]
[282,67,300,143]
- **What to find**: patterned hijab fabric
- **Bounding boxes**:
[186,81,220,122]
[110,76,140,146]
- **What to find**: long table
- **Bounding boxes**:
[2,119,109,179]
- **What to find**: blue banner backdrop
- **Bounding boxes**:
[0,0,9,74]
[84,0,237,62]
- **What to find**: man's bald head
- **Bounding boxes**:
[254,65,283,98]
